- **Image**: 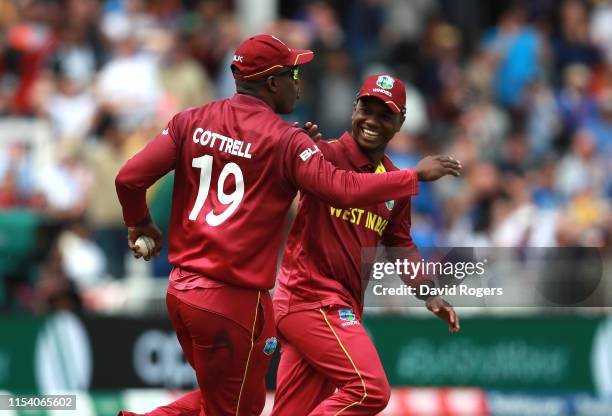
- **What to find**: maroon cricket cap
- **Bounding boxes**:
[231,34,314,80]
[356,74,406,114]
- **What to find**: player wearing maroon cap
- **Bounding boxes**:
[115,34,460,416]
[271,74,461,416]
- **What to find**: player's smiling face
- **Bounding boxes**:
[352,97,404,153]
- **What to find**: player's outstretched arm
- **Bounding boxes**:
[282,130,462,208]
[283,131,420,207]
[292,121,462,179]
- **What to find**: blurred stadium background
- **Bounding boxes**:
[0,0,611,415]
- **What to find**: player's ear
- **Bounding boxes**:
[266,76,278,93]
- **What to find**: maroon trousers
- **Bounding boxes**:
[134,286,276,416]
[271,305,391,416]
[125,301,389,415]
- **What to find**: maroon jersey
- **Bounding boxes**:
[116,94,419,290]
[274,132,417,316]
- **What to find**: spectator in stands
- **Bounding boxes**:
[555,129,606,198]
[96,29,162,130]
[37,68,96,143]
[313,46,356,138]
[482,4,543,109]
[582,88,612,156]
[551,0,601,85]
[590,0,612,64]
[1,0,58,114]
[34,140,93,221]
[556,63,598,139]
[159,31,215,116]
[524,79,561,162]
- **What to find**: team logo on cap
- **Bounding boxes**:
[376,75,395,90]
[385,200,395,210]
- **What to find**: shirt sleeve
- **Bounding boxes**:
[280,130,419,208]
[115,116,180,226]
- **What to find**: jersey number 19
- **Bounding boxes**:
[188,155,244,226]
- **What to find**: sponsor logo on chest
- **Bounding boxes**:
[328,205,391,237]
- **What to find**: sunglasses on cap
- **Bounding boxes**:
[273,66,299,81]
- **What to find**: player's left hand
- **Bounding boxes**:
[293,121,322,142]
[425,296,460,333]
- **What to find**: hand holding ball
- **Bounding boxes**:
[127,222,162,260]
[135,235,156,257]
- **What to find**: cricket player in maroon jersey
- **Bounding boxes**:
[271,74,461,416]
[115,34,461,416]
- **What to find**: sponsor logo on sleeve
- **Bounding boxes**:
[299,145,320,161]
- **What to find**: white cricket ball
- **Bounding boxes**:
[135,235,155,257]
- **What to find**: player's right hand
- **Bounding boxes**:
[127,220,163,261]
[415,155,462,181]
[293,121,322,142]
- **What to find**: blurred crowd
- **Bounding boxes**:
[0,0,609,313]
